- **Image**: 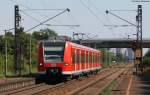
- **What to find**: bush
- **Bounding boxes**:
[143,56,150,66]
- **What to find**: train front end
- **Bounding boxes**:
[38,41,65,78]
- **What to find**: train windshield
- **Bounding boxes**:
[44,42,65,63]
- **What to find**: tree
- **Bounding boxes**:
[0,27,59,75]
[32,28,58,40]
[143,49,150,66]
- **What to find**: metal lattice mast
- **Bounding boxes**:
[14,5,21,75]
[135,5,143,74]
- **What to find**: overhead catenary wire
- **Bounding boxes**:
[81,0,117,38]
[9,0,54,22]
[10,0,32,10]
[87,0,117,38]
[67,11,86,36]
[9,0,86,38]
[80,0,105,26]
[20,9,66,11]
[106,10,137,27]
[20,10,42,23]
[45,24,80,27]
[108,10,137,12]
[9,0,78,34]
[26,8,70,32]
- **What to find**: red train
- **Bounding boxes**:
[38,41,102,79]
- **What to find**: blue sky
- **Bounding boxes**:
[0,0,150,39]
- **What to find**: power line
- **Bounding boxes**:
[20,11,41,23]
[79,0,105,38]
[9,0,53,21]
[84,0,117,38]
[106,10,136,27]
[9,0,32,9]
[104,24,134,27]
[45,24,80,27]
[80,0,105,26]
[67,12,85,35]
[108,10,137,12]
[26,8,70,32]
[9,0,77,34]
[20,9,66,11]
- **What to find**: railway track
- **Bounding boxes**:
[0,78,35,93]
[0,64,129,95]
[68,66,128,95]
[110,63,134,95]
[33,65,127,95]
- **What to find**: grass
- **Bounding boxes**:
[1,53,38,76]
[99,80,117,95]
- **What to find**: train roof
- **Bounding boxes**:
[66,41,100,53]
[39,40,100,53]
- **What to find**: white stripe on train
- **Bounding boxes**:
[62,67,101,75]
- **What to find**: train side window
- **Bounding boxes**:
[76,54,78,63]
[98,55,100,63]
[94,53,95,63]
[91,53,93,64]
[77,50,80,63]
[94,54,95,63]
[93,53,95,64]
[72,49,75,64]
[79,50,81,63]
[90,53,92,63]
[81,55,84,63]
[93,53,95,63]
[77,54,79,63]
[86,52,88,63]
[84,54,86,63]
[89,53,90,63]
[82,55,85,63]
[88,52,90,63]
[81,50,85,64]
[92,53,94,64]
[80,50,83,63]
[95,54,97,63]
[100,54,102,63]
[99,54,100,63]
[97,55,98,63]
[75,49,77,64]
[72,54,75,64]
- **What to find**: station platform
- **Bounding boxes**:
[111,67,150,95]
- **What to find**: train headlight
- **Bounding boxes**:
[64,63,69,66]
[40,63,42,66]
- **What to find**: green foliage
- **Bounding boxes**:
[32,28,58,40]
[144,49,150,57]
[143,49,150,66]
[0,54,5,76]
[0,54,14,76]
[100,48,116,67]
[0,32,14,54]
[143,57,150,66]
[0,28,58,76]
[116,53,125,62]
